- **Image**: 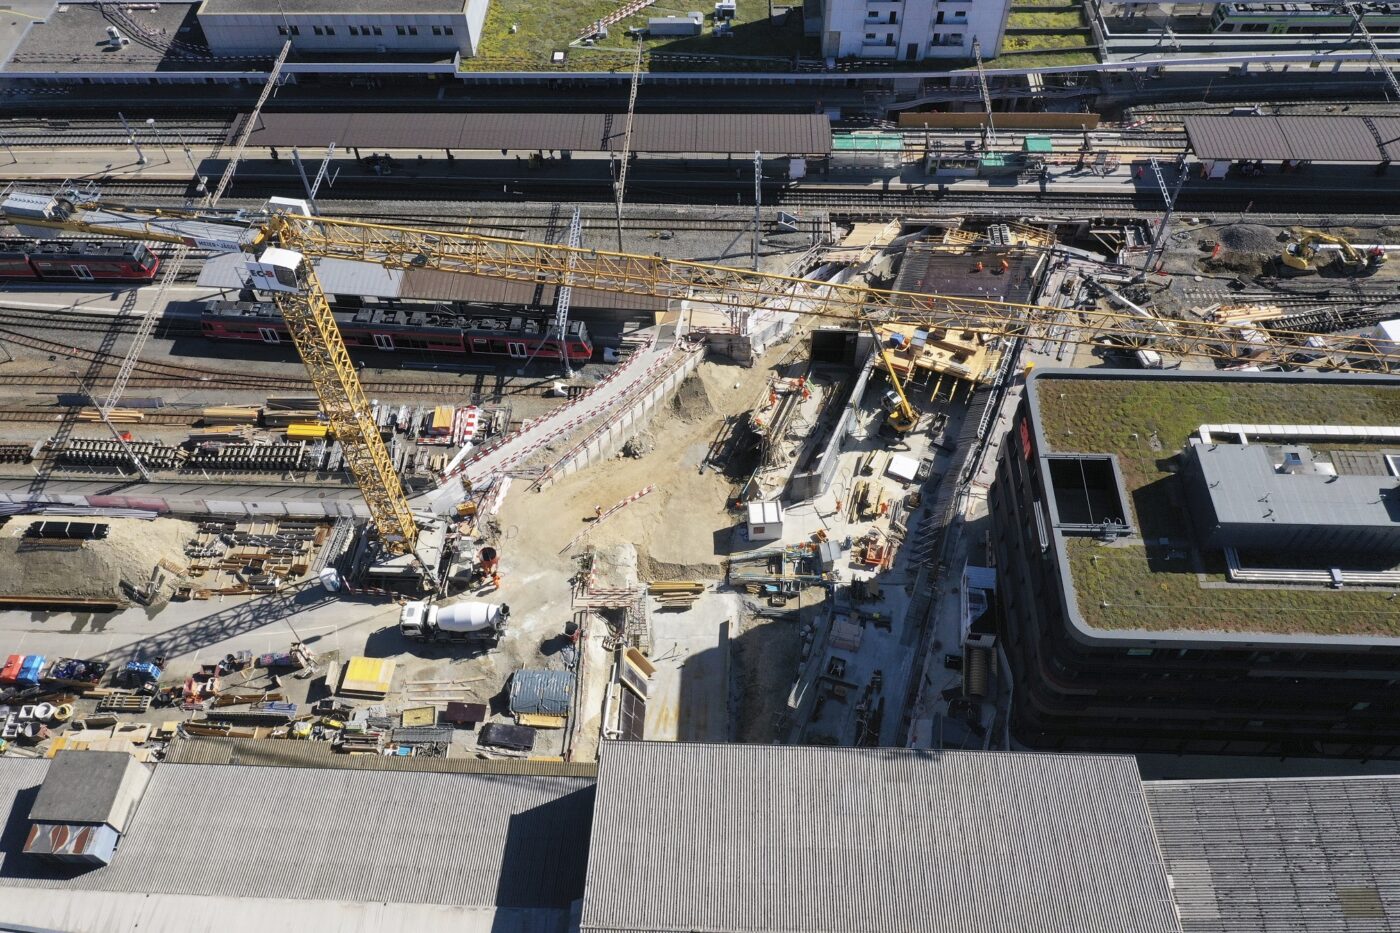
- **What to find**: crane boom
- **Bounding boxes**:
[7,184,1398,556]
[264,212,1396,372]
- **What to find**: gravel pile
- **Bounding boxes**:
[1216,223,1278,254]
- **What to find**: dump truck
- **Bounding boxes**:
[399,599,509,647]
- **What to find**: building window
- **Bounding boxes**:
[444,26,453,34]
[277,25,288,35]
[954,9,966,18]
[289,25,300,35]
[432,25,442,35]
[868,9,879,17]
[408,25,419,35]
[396,25,406,35]
[865,31,876,38]
[324,26,335,34]
[888,11,897,22]
[349,25,359,35]
[372,25,383,35]
[885,33,894,45]
[313,25,324,35]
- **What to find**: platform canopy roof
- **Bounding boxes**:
[230,111,833,156]
[1185,115,1400,163]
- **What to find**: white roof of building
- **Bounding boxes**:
[746,500,783,524]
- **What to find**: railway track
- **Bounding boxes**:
[0,118,232,148]
[0,327,543,397]
[0,406,201,425]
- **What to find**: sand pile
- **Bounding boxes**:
[668,374,714,424]
[0,516,196,603]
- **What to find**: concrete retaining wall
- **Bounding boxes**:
[0,483,368,520]
[787,352,876,502]
[539,348,706,488]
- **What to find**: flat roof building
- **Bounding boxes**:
[0,752,595,932]
[989,369,1400,759]
[6,743,1400,931]
[196,0,487,57]
[580,742,1181,933]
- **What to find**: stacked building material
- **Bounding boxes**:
[647,580,704,608]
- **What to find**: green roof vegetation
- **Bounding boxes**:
[1006,9,1086,28]
[1037,377,1400,637]
[463,0,1097,71]
[465,0,810,72]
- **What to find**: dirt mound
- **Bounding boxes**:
[0,516,195,603]
[637,551,726,584]
[667,374,713,424]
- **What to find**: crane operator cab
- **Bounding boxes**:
[246,246,305,293]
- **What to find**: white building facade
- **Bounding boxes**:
[820,0,1011,60]
[196,0,488,57]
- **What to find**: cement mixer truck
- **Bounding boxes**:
[399,599,509,648]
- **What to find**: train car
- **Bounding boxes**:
[200,300,593,363]
[0,239,160,283]
[1212,1,1400,33]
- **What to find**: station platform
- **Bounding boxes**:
[0,141,1391,206]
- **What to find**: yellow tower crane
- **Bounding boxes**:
[4,185,1399,560]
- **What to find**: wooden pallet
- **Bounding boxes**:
[96,694,151,713]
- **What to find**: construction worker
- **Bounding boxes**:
[593,505,604,521]
[490,571,502,590]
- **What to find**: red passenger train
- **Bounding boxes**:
[200,300,593,362]
[0,240,160,283]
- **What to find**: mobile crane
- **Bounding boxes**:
[865,321,919,435]
[4,184,1398,568]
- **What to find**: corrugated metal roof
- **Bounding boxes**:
[580,743,1181,933]
[1184,115,1389,163]
[1146,775,1400,933]
[0,760,595,910]
[164,735,598,775]
[0,890,570,933]
[1371,117,1400,161]
[509,670,576,716]
[233,112,833,155]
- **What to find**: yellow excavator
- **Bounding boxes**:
[1281,229,1386,275]
[866,322,918,435]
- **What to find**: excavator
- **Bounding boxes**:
[4,183,1399,571]
[1280,229,1387,276]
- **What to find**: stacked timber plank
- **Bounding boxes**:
[77,407,143,423]
[200,405,261,425]
[648,580,704,609]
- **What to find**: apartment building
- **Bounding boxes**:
[819,0,1011,60]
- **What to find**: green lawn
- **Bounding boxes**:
[981,50,1097,66]
[1006,10,1086,28]
[1000,33,1093,52]
[1038,378,1400,636]
[466,0,810,71]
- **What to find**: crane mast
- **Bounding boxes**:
[258,216,420,551]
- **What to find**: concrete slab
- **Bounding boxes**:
[644,591,736,742]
